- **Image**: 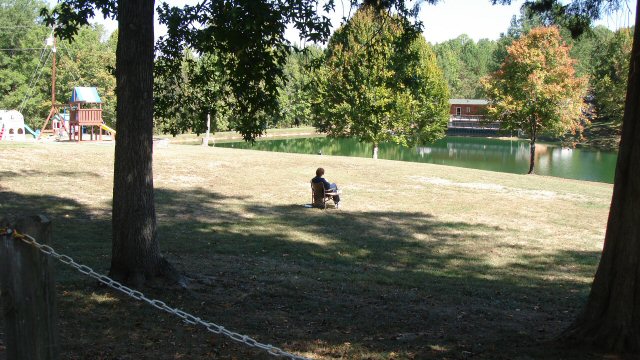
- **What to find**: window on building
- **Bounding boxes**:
[456,107,461,116]
[466,106,471,113]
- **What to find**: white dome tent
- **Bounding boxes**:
[0,110,27,141]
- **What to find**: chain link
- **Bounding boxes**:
[0,228,311,360]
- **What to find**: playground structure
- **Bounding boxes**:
[0,27,109,143]
[38,87,115,142]
[0,110,43,141]
[0,110,28,141]
[52,112,69,138]
[100,123,115,135]
[67,87,112,141]
[28,29,114,142]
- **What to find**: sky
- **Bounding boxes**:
[419,0,635,43]
[50,0,636,45]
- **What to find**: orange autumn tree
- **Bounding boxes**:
[483,26,588,174]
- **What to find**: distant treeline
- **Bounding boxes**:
[1,1,631,143]
[433,10,632,130]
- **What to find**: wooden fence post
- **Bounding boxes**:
[0,215,59,360]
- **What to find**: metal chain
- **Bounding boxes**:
[0,228,311,360]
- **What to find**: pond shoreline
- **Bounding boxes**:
[215,135,617,183]
[168,129,618,153]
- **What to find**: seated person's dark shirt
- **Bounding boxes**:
[311,176,331,190]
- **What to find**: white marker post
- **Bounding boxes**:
[203,113,211,147]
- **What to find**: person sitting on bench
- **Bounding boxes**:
[311,167,341,207]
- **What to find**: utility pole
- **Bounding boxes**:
[38,26,61,140]
[51,31,56,106]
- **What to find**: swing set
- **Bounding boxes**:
[10,26,114,142]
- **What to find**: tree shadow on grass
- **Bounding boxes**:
[0,169,104,180]
[151,187,603,359]
[0,190,112,276]
[0,187,604,359]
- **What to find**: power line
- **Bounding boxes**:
[59,41,81,84]
[0,48,46,51]
[19,49,52,113]
[0,25,41,28]
[17,27,55,112]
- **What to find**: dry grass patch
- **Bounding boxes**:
[0,141,613,359]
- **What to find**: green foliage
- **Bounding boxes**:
[311,6,449,158]
[0,0,115,128]
[273,46,323,128]
[154,45,324,135]
[590,27,632,124]
[433,35,498,99]
[433,4,608,101]
[153,0,436,141]
[493,6,625,150]
[56,25,116,125]
[483,26,589,142]
[155,50,233,136]
[493,9,617,77]
[488,1,625,38]
[43,0,439,142]
[492,11,546,74]
[0,0,50,126]
[566,25,614,77]
[154,0,334,141]
[520,0,627,37]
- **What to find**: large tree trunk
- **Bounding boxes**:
[372,142,379,159]
[110,0,176,286]
[562,1,640,353]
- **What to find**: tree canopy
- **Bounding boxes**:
[590,27,633,125]
[494,0,628,37]
[154,50,234,136]
[274,46,323,128]
[311,5,449,159]
[483,26,588,173]
[433,35,498,99]
[154,45,323,135]
[154,0,335,141]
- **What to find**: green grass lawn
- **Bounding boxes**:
[0,140,613,359]
[158,126,323,144]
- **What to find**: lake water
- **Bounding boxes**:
[216,136,617,183]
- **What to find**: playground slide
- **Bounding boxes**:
[23,124,40,138]
[100,123,116,136]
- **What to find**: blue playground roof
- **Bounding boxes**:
[70,87,102,103]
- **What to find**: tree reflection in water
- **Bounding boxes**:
[218,136,617,183]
